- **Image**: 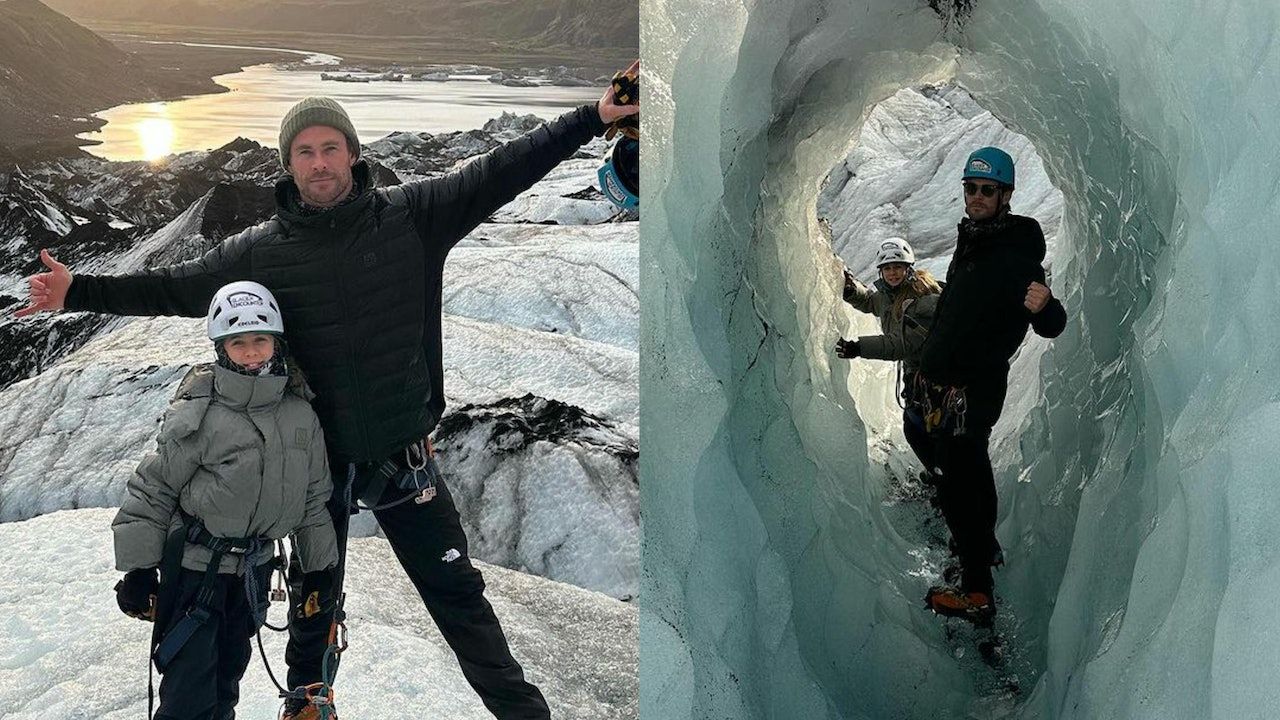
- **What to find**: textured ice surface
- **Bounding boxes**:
[445,237,639,351]
[0,508,636,719]
[643,0,1280,718]
[438,396,639,600]
[0,309,637,593]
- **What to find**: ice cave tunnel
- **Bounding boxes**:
[641,0,1280,718]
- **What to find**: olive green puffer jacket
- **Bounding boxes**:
[112,363,338,575]
[843,275,940,375]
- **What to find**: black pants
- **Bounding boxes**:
[932,431,1000,593]
[902,406,938,475]
[154,564,272,720]
[286,464,550,719]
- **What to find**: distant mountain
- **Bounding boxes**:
[41,0,638,51]
[0,0,286,161]
[0,0,150,157]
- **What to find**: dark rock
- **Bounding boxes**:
[436,393,638,471]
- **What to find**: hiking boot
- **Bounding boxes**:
[925,585,995,626]
[280,686,338,720]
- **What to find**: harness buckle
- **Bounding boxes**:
[404,438,428,472]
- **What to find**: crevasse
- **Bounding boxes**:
[641,0,1280,717]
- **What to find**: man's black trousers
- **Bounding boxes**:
[286,463,551,719]
[932,431,1001,594]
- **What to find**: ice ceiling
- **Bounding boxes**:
[641,0,1280,718]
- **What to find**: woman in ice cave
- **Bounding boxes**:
[834,236,943,477]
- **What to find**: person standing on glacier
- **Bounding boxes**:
[916,146,1067,623]
[833,236,943,476]
[17,61,639,720]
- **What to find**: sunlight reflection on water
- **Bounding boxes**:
[80,64,597,162]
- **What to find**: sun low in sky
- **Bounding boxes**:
[135,105,176,162]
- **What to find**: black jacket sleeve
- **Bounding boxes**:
[1031,296,1067,338]
[1024,260,1067,338]
[64,226,258,318]
[403,104,605,256]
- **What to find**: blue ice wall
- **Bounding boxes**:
[641,0,1280,718]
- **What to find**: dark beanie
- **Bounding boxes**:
[278,96,360,169]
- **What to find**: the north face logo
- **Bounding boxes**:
[441,548,462,563]
[967,159,992,173]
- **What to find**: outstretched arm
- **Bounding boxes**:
[20,226,259,319]
[404,62,639,256]
[860,294,937,360]
[842,269,878,313]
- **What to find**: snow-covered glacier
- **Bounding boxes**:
[0,509,636,719]
[642,0,1280,718]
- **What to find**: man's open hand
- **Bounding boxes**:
[15,249,72,317]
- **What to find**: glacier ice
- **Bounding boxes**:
[641,0,1280,718]
[0,508,635,719]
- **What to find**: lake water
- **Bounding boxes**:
[78,44,598,162]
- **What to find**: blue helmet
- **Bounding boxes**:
[598,137,639,213]
[962,146,1015,187]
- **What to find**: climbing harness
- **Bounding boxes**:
[148,513,278,718]
[892,297,925,410]
[908,374,969,436]
[356,437,444,512]
[147,439,448,719]
[275,438,446,720]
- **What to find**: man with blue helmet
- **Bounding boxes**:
[916,146,1067,623]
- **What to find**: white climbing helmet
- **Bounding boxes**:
[875,238,916,268]
[206,281,285,341]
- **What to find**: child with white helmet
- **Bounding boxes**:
[834,235,944,477]
[112,280,338,720]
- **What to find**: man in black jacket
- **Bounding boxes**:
[916,146,1067,623]
[20,73,638,719]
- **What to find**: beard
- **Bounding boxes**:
[298,171,354,208]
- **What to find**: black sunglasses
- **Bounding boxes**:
[963,181,1003,197]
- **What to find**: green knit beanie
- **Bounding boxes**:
[278,96,360,169]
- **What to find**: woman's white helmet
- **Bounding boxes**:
[875,238,916,268]
[206,281,285,341]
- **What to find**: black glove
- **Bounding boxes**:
[835,338,861,359]
[115,568,158,622]
[842,269,857,301]
[297,570,334,620]
[605,68,639,140]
